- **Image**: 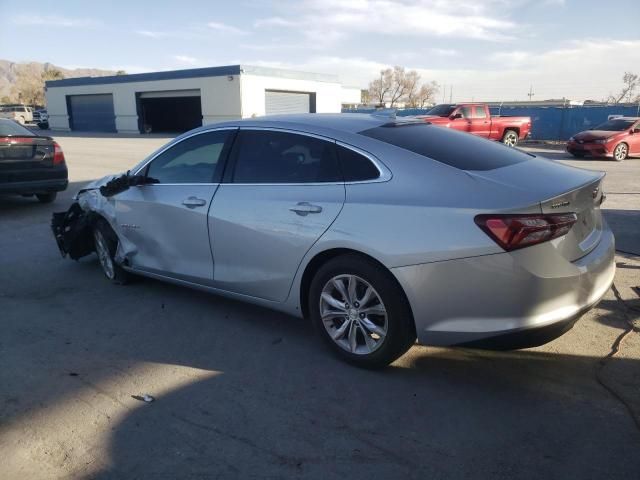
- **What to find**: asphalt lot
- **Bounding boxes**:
[1,134,639,479]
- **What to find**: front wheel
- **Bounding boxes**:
[613,143,628,161]
[502,129,519,147]
[93,219,129,284]
[309,254,416,368]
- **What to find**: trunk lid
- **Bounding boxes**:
[467,157,605,261]
[0,136,55,169]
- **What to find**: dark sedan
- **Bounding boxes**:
[0,119,67,203]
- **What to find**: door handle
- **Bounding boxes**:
[289,202,323,216]
[182,196,207,208]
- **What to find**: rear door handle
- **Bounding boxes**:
[289,202,323,216]
[182,196,207,208]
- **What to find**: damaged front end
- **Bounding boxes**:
[51,172,153,261]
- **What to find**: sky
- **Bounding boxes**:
[1,0,639,102]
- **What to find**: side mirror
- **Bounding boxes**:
[450,113,463,120]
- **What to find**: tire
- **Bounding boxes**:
[613,143,628,162]
[502,129,519,147]
[309,254,416,368]
[38,123,49,130]
[92,218,129,284]
[36,192,57,203]
[570,152,585,158]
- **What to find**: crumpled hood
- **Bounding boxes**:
[75,173,122,198]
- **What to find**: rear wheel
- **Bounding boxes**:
[502,129,519,147]
[613,143,628,161]
[36,192,57,203]
[93,218,129,284]
[570,152,585,158]
[309,254,416,368]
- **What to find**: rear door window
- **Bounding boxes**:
[360,123,531,171]
[231,130,341,183]
[472,106,487,119]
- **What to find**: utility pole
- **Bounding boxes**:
[527,85,535,102]
[442,85,446,103]
[449,85,453,103]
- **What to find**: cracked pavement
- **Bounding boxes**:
[1,137,639,479]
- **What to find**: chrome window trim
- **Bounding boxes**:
[225,126,392,186]
[132,127,239,177]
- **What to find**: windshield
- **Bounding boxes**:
[425,104,456,117]
[593,119,636,131]
[0,119,36,136]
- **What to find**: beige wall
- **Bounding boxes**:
[240,74,342,118]
[45,75,242,133]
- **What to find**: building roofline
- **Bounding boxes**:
[45,64,339,88]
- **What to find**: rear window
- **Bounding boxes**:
[359,123,531,171]
[0,120,35,136]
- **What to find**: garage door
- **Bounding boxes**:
[138,90,202,133]
[67,94,116,132]
[265,90,315,115]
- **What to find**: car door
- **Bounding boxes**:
[208,128,345,302]
[449,106,472,133]
[628,121,640,155]
[469,105,491,138]
[113,129,236,284]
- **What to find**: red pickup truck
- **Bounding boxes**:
[416,103,532,146]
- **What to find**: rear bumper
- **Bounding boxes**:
[0,178,68,194]
[392,226,616,349]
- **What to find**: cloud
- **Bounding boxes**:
[173,55,202,66]
[206,21,247,35]
[136,30,169,39]
[430,48,459,57]
[11,14,99,28]
[254,0,517,42]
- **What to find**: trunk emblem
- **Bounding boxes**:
[550,201,570,209]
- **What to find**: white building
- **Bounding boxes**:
[45,65,348,134]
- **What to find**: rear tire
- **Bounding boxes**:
[613,143,628,161]
[309,254,416,369]
[570,152,585,158]
[502,129,519,147]
[93,218,129,284]
[36,192,57,203]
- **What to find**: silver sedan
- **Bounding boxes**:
[52,114,615,368]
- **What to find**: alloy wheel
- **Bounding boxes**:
[503,132,518,147]
[614,144,627,161]
[94,229,115,280]
[319,274,388,355]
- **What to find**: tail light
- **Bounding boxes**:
[53,141,65,165]
[475,213,577,251]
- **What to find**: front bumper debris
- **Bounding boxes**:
[51,202,95,260]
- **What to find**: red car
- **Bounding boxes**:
[567,117,640,161]
[416,103,532,146]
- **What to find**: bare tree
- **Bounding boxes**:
[366,66,438,108]
[408,81,439,108]
[367,68,394,106]
[116,70,127,76]
[609,72,639,103]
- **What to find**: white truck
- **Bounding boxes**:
[0,105,34,125]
